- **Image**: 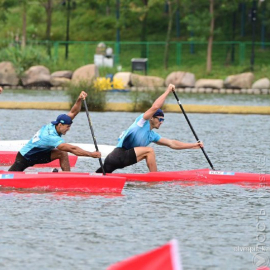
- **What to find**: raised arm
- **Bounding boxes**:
[57,143,101,158]
[143,84,175,120]
[0,87,3,94]
[67,91,87,120]
[156,138,203,149]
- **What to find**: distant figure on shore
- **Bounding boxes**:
[9,91,101,172]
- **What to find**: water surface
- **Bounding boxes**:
[1,89,270,106]
[0,102,269,269]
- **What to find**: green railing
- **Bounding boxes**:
[2,40,270,72]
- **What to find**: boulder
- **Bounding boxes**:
[51,70,73,79]
[195,79,224,89]
[51,77,71,87]
[252,78,270,89]
[130,74,164,88]
[165,71,195,87]
[72,64,99,85]
[0,61,19,86]
[224,72,254,89]
[114,72,131,88]
[21,65,52,87]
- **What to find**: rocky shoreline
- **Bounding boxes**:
[2,85,269,95]
[0,61,269,95]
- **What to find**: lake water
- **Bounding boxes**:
[1,88,270,106]
[0,91,270,269]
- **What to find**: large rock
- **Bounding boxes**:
[51,70,73,79]
[252,78,270,89]
[71,64,99,85]
[130,74,164,87]
[165,71,195,87]
[21,65,52,87]
[195,79,224,89]
[224,72,254,89]
[114,72,131,88]
[51,77,71,87]
[0,61,19,86]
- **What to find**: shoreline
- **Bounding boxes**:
[0,101,270,114]
[2,86,270,95]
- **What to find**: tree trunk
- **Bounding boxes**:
[164,1,173,70]
[22,3,27,48]
[140,0,148,58]
[45,0,53,57]
[106,0,110,16]
[206,0,214,73]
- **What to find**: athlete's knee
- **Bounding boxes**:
[145,147,155,156]
[52,150,68,160]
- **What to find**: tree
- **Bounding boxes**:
[164,0,179,70]
[181,0,239,74]
[21,0,28,48]
[127,0,164,57]
[0,0,16,21]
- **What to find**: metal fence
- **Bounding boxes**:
[1,40,270,72]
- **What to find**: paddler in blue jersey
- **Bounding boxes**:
[96,84,203,173]
[9,91,101,172]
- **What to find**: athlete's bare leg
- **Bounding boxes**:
[134,147,157,172]
[51,149,71,171]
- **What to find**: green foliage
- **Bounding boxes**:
[67,80,107,112]
[131,88,166,112]
[0,45,51,76]
[0,1,269,80]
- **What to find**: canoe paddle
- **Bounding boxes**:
[172,90,215,170]
[83,99,106,175]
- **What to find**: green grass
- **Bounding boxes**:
[1,41,270,82]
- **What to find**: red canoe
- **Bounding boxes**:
[0,151,78,167]
[111,168,270,186]
[0,171,126,193]
[107,239,182,270]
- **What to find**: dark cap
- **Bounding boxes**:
[153,109,164,117]
[51,114,73,125]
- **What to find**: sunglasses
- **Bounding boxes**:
[154,117,165,122]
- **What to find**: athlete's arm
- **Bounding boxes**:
[57,143,101,158]
[155,138,203,149]
[143,84,175,120]
[67,91,87,120]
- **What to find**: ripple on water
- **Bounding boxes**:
[1,107,270,269]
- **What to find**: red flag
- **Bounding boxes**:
[107,239,182,270]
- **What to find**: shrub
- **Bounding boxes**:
[0,46,50,76]
[66,80,107,111]
[131,88,166,112]
[93,77,125,91]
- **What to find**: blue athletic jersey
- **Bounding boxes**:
[20,124,64,160]
[117,114,161,149]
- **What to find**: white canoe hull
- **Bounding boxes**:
[0,140,115,159]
